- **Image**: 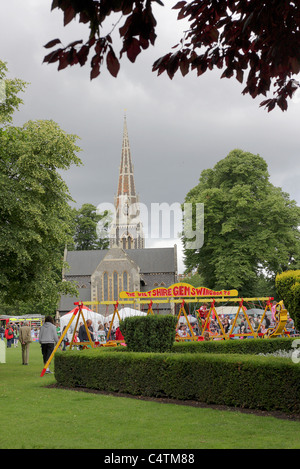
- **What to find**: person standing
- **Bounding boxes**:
[39,316,59,374]
[0,324,5,340]
[19,322,32,365]
[4,323,14,348]
[78,319,94,343]
[13,325,19,347]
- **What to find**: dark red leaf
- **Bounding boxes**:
[90,63,100,80]
[173,1,186,10]
[58,53,69,70]
[236,69,244,83]
[180,56,189,76]
[44,38,62,49]
[127,38,141,63]
[77,45,90,66]
[106,49,120,77]
[64,5,76,26]
[277,95,288,111]
[66,40,83,48]
[95,38,106,54]
[43,49,62,64]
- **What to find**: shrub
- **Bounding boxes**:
[276,270,300,329]
[119,315,177,352]
[171,337,294,355]
[54,349,300,413]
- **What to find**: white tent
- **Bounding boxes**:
[178,314,198,324]
[107,307,147,327]
[60,306,105,339]
[215,306,241,316]
[215,306,266,317]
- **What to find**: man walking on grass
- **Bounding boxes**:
[39,316,59,374]
[19,322,32,365]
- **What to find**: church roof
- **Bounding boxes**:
[64,247,176,276]
[128,248,176,273]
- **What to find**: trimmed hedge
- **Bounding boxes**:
[171,337,295,355]
[54,349,300,414]
[119,315,177,352]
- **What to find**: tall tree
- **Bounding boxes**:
[43,1,300,111]
[0,119,82,308]
[0,60,27,126]
[182,149,300,296]
[73,203,110,250]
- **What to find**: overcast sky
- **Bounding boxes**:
[1,1,300,274]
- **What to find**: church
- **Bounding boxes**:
[59,117,178,316]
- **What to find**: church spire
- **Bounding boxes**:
[110,115,145,250]
[117,114,137,203]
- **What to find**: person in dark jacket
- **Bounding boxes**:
[78,319,94,343]
[39,316,58,374]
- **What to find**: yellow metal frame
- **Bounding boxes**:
[40,290,288,376]
[81,296,278,343]
[175,300,197,341]
[40,302,94,377]
[106,302,122,341]
[201,299,228,339]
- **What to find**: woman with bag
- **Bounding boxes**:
[4,323,14,348]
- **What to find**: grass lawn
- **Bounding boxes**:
[0,341,299,449]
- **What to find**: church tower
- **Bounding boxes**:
[110,115,145,249]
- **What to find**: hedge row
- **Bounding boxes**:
[171,337,295,355]
[54,350,300,413]
[120,315,177,352]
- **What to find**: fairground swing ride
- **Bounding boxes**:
[40,283,289,376]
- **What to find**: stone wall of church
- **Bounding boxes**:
[91,247,140,315]
[141,272,177,291]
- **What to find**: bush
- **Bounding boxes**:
[119,315,177,352]
[54,349,300,413]
[171,337,294,355]
[276,270,300,329]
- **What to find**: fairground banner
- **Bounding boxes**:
[119,282,238,299]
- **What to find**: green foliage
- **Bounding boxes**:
[180,272,205,286]
[71,203,110,250]
[183,149,300,296]
[119,315,177,352]
[276,270,300,329]
[55,348,300,413]
[172,337,294,355]
[0,60,28,126]
[0,119,82,308]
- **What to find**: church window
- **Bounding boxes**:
[122,237,126,250]
[113,271,118,301]
[103,272,108,301]
[123,271,128,291]
[128,236,132,249]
